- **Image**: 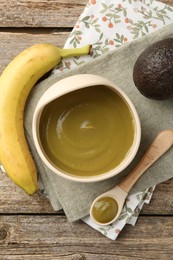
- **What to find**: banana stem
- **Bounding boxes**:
[60,44,91,58]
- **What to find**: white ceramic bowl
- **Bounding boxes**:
[32,74,141,182]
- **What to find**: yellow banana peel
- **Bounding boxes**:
[0,43,91,195]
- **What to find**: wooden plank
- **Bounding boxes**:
[142,179,173,215]
[0,31,70,73]
[0,0,172,28]
[0,215,172,259]
[160,0,173,4]
[0,171,55,213]
[0,0,87,28]
[0,169,173,214]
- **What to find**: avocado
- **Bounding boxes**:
[133,38,173,100]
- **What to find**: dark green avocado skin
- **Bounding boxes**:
[133,38,173,100]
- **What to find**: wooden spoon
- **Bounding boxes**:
[90,130,173,226]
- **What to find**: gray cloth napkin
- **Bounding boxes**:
[25,23,173,222]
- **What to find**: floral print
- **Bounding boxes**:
[53,0,173,72]
[52,0,173,240]
[82,186,155,240]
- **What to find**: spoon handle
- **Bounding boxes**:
[118,130,173,194]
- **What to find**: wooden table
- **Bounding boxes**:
[0,1,173,259]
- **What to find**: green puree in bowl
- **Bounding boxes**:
[39,85,135,177]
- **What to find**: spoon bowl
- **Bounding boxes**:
[90,129,173,226]
[90,186,127,225]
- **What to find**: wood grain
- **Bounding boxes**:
[0,215,172,259]
[0,0,172,29]
[0,0,87,28]
[142,179,173,214]
[159,0,173,3]
[0,31,69,73]
[0,0,173,258]
[0,170,173,214]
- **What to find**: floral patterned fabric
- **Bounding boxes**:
[53,0,173,71]
[82,187,155,240]
[52,0,173,240]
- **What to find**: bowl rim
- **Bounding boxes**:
[32,74,141,182]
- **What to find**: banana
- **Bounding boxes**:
[0,43,91,195]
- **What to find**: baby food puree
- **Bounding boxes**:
[39,85,134,177]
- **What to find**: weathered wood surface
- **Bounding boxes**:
[0,0,172,29]
[0,0,88,28]
[0,31,70,72]
[159,0,173,3]
[0,171,173,214]
[0,216,172,259]
[0,0,173,258]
